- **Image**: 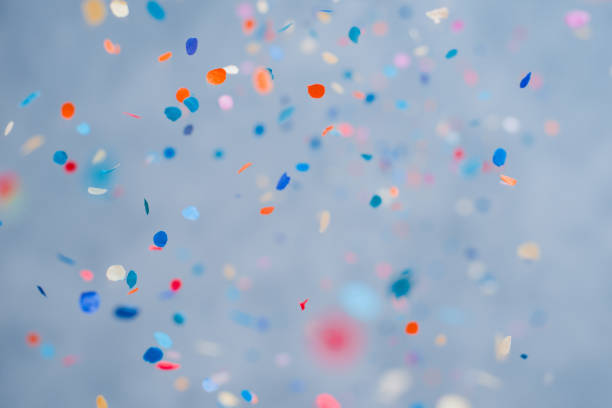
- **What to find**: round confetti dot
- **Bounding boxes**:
[64,161,77,173]
[254,123,265,136]
[76,122,90,134]
[182,205,199,220]
[207,68,227,85]
[544,120,560,136]
[40,343,55,359]
[169,279,182,292]
[348,26,361,43]
[153,230,168,247]
[185,37,198,55]
[26,332,41,347]
[492,148,507,166]
[79,291,100,313]
[146,1,165,20]
[296,163,309,172]
[126,270,137,288]
[405,321,419,335]
[53,151,68,165]
[106,265,127,281]
[80,270,94,281]
[370,194,382,208]
[174,376,190,391]
[173,312,185,325]
[436,395,471,408]
[183,124,194,135]
[316,393,341,408]
[183,96,199,112]
[308,84,326,98]
[163,147,175,159]
[61,102,75,119]
[164,107,182,121]
[176,88,190,102]
[109,0,129,17]
[82,0,107,26]
[143,346,163,363]
[218,95,234,110]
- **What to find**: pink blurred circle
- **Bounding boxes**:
[306,312,364,367]
[451,19,464,32]
[218,95,234,110]
[565,10,590,29]
[80,270,94,281]
[393,52,411,69]
[316,393,342,408]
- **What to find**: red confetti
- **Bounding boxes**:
[123,112,141,118]
[156,361,181,370]
[170,278,182,292]
[300,299,309,310]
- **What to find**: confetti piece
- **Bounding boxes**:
[322,125,333,136]
[37,285,47,297]
[517,242,540,261]
[184,124,194,135]
[300,298,309,310]
[164,107,181,121]
[361,154,372,161]
[331,82,344,94]
[110,0,129,18]
[404,321,419,335]
[499,174,517,186]
[224,65,239,75]
[4,121,14,136]
[321,51,339,64]
[436,395,471,408]
[19,91,40,107]
[26,332,41,347]
[565,10,590,29]
[153,230,168,247]
[80,270,94,281]
[123,112,141,118]
[279,106,295,123]
[163,147,175,159]
[237,162,252,174]
[158,52,172,62]
[146,1,165,20]
[106,265,127,281]
[319,210,330,233]
[127,287,139,295]
[183,96,199,112]
[64,160,78,173]
[82,0,106,26]
[348,26,361,43]
[260,206,274,215]
[88,187,108,195]
[207,68,227,85]
[96,395,108,408]
[144,199,150,215]
[370,194,382,208]
[445,49,458,59]
[61,102,75,119]
[76,122,90,134]
[278,20,294,33]
[58,253,75,265]
[218,95,234,110]
[169,278,182,292]
[425,7,449,24]
[176,88,190,102]
[53,151,68,165]
[156,361,180,370]
[182,206,200,220]
[173,313,185,325]
[154,331,173,348]
[276,172,291,190]
[307,84,326,99]
[316,393,341,408]
[253,67,274,94]
[519,72,531,88]
[520,353,528,359]
[241,390,253,402]
[126,270,137,289]
[185,37,198,55]
[80,291,100,313]
[143,347,163,363]
[114,305,139,319]
[492,148,507,166]
[296,162,309,172]
[21,135,45,156]
[218,391,239,406]
[495,335,512,361]
[103,38,120,54]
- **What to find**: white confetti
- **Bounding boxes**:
[106,265,127,281]
[425,7,449,24]
[4,120,14,136]
[88,187,108,195]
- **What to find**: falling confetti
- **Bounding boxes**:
[4,121,14,136]
[300,299,309,310]
[207,68,227,85]
[276,172,291,190]
[96,395,108,408]
[185,37,198,55]
[319,210,331,233]
[425,7,449,24]
[499,174,517,186]
[517,242,541,261]
[144,199,150,215]
[348,26,361,43]
[37,285,47,297]
[260,206,274,215]
[492,148,507,166]
[520,72,531,88]
[307,84,326,99]
[446,49,458,59]
[237,162,253,174]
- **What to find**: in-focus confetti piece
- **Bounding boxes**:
[64,160,78,173]
[127,287,139,295]
[307,84,325,98]
[164,107,181,121]
[445,49,458,59]
[520,72,531,88]
[37,285,47,297]
[319,210,331,233]
[185,37,198,55]
[144,199,150,215]
[123,112,141,118]
[370,194,382,208]
[499,174,517,186]
[316,393,341,408]
[260,206,274,215]
[300,298,309,310]
[156,361,180,370]
[88,187,108,195]
[517,242,540,261]
[252,67,274,94]
[495,335,512,361]
[146,1,165,20]
[158,51,172,62]
[182,206,199,220]
[237,162,253,174]
[114,305,139,319]
[348,26,361,43]
[276,172,291,190]
[207,68,227,85]
[126,270,137,288]
[153,230,168,247]
[278,20,294,33]
[492,148,507,166]
[20,91,40,107]
[53,151,68,165]
[61,102,75,119]
[176,88,190,102]
[106,265,127,281]
[80,291,100,313]
[4,121,14,136]
[425,7,449,24]
[296,162,309,172]
[321,51,339,64]
[110,0,129,17]
[21,135,45,156]
[154,331,173,348]
[223,65,239,75]
[183,96,199,112]
[143,347,163,363]
[82,0,107,26]
[96,395,108,408]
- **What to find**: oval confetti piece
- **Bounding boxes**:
[164,107,181,121]
[61,102,75,119]
[446,49,458,59]
[110,0,129,18]
[82,0,107,26]
[370,194,382,208]
[158,51,172,62]
[499,174,517,186]
[260,206,275,215]
[492,148,507,166]
[183,96,199,112]
[114,305,139,319]
[144,198,150,215]
[127,288,139,295]
[185,37,198,55]
[21,135,45,156]
[87,186,107,195]
[348,26,361,43]
[182,205,199,220]
[241,390,253,402]
[496,335,512,360]
[405,321,419,335]
[176,88,190,102]
[80,269,94,281]
[425,7,449,24]
[20,91,40,107]
[126,270,137,288]
[276,172,291,190]
[146,1,165,20]
[520,72,531,88]
[316,393,341,408]
[319,210,331,233]
[296,162,309,172]
[206,68,227,85]
[154,331,173,348]
[37,285,47,297]
[252,67,274,94]
[106,265,127,281]
[322,125,333,136]
[321,51,338,64]
[307,84,325,98]
[79,291,100,313]
[237,162,252,174]
[143,346,163,363]
[53,151,68,165]
[517,242,540,261]
[565,10,590,29]
[4,121,14,136]
[96,395,108,408]
[156,361,180,370]
[153,230,168,247]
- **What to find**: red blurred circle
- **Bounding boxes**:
[64,161,77,173]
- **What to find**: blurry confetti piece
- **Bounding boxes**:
[256,0,268,13]
[370,194,382,208]
[495,335,512,361]
[143,346,163,363]
[146,1,165,20]
[96,395,108,408]
[218,391,239,407]
[218,95,234,110]
[126,270,137,288]
[321,51,338,64]
[260,206,274,215]
[348,26,361,43]
[207,68,227,85]
[307,84,325,98]
[492,148,507,166]
[26,332,41,347]
[377,368,412,404]
[79,291,100,313]
[253,67,274,94]
[279,106,295,123]
[520,72,531,88]
[156,361,180,370]
[158,51,172,62]
[106,265,127,281]
[80,270,94,281]
[76,122,90,134]
[154,331,173,348]
[224,65,239,75]
[499,174,517,186]
[331,82,343,94]
[103,38,120,54]
[109,0,129,17]
[277,20,295,33]
[153,230,168,247]
[316,393,341,408]
[92,149,106,164]
[241,390,253,402]
[183,97,199,112]
[123,112,141,118]
[237,162,252,174]
[425,7,449,24]
[82,0,106,26]
[164,107,181,121]
[58,253,76,265]
[61,102,75,119]
[445,49,458,59]
[436,395,471,408]
[88,187,107,195]
[182,206,199,220]
[276,172,290,190]
[114,305,139,319]
[517,242,540,261]
[21,135,45,156]
[185,37,198,55]
[176,88,190,102]
[144,199,150,215]
[319,210,330,233]
[20,91,40,107]
[300,299,309,310]
[169,278,182,292]
[174,377,190,391]
[405,321,419,335]
[466,369,501,389]
[4,121,14,136]
[37,285,47,297]
[520,353,528,359]
[435,334,447,346]
[322,125,333,136]
[65,160,78,173]
[565,10,590,29]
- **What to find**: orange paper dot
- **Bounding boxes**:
[243,18,256,35]
[176,88,190,103]
[253,67,273,94]
[61,102,75,119]
[26,332,41,347]
[260,206,275,215]
[390,186,399,197]
[405,321,419,335]
[158,52,172,62]
[352,91,365,100]
[500,174,517,186]
[307,84,325,98]
[206,68,227,85]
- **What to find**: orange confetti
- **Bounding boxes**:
[243,18,256,35]
[61,102,75,119]
[26,332,41,347]
[307,84,325,99]
[206,68,227,85]
[158,52,172,62]
[500,174,517,186]
[252,67,273,94]
[352,91,365,100]
[127,287,139,295]
[176,88,190,103]
[260,206,275,215]
[322,125,334,137]
[103,38,120,54]
[405,321,419,335]
[390,186,399,197]
[237,162,253,174]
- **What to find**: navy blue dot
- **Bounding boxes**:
[464,247,478,260]
[114,306,139,320]
[254,123,265,137]
[53,151,68,165]
[163,147,175,159]
[365,93,376,103]
[520,353,528,360]
[183,124,194,135]
[143,346,163,363]
[153,230,168,247]
[420,73,430,84]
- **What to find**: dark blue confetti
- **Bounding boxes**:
[241,390,253,402]
[183,124,194,135]
[153,230,168,247]
[143,346,163,363]
[185,37,198,55]
[520,353,528,359]
[57,253,75,265]
[276,172,291,190]
[114,305,139,320]
[365,93,376,103]
[520,72,531,88]
[420,73,430,84]
[37,285,47,297]
[492,148,507,166]
[79,291,100,313]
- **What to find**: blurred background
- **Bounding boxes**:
[1,0,612,407]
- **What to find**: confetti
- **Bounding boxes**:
[492,148,507,166]
[495,335,512,361]
[182,206,199,220]
[80,270,94,281]
[445,49,458,59]
[520,353,528,359]
[64,160,78,173]
[37,285,47,297]
[109,0,129,18]
[153,231,168,247]
[183,96,199,112]
[565,10,590,29]
[19,91,40,107]
[300,299,309,310]
[425,7,449,24]
[123,112,141,118]
[156,361,180,370]
[436,395,471,408]
[370,194,382,208]
[106,265,127,281]
[237,162,253,174]
[96,395,108,408]
[82,0,106,26]
[296,162,309,172]
[361,154,372,161]
[348,26,361,43]
[279,106,295,123]
[260,206,274,215]
[322,125,333,136]
[146,1,165,20]
[176,88,190,102]
[278,20,294,33]
[26,332,41,347]
[218,95,234,110]
[276,172,291,190]
[127,288,139,295]
[520,72,531,88]
[319,210,330,233]
[164,107,181,121]
[61,102,75,119]
[88,187,108,195]
[169,279,182,292]
[185,37,198,55]
[321,51,339,64]
[4,121,14,136]
[241,390,253,402]
[499,174,517,186]
[144,199,150,215]
[158,52,172,62]
[143,347,163,363]
[207,68,227,85]
[154,331,173,348]
[126,270,137,289]
[252,67,274,94]
[307,84,326,99]
[20,135,45,156]
[76,122,90,134]
[114,305,139,319]
[57,253,76,265]
[53,151,68,165]
[79,291,100,313]
[517,242,540,261]
[316,393,341,408]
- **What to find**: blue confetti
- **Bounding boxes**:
[266,67,274,79]
[154,331,173,348]
[114,305,139,320]
[396,100,408,110]
[40,343,55,359]
[57,253,75,265]
[19,91,40,107]
[146,1,165,20]
[276,172,291,190]
[420,73,430,84]
[37,285,47,297]
[76,122,90,135]
[144,199,150,215]
[460,158,481,178]
[192,263,205,275]
[185,37,198,55]
[520,353,528,359]
[202,378,218,393]
[173,312,185,325]
[126,270,137,289]
[296,163,309,172]
[182,205,200,220]
[143,347,163,363]
[53,151,68,165]
[278,21,294,33]
[213,149,224,159]
[164,107,181,121]
[253,123,265,137]
[183,96,199,113]
[361,153,373,161]
[79,291,100,313]
[520,72,531,88]
[230,310,253,327]
[0,221,3,227]
[339,282,381,321]
[370,194,382,208]
[241,390,253,402]
[398,5,412,19]
[153,230,168,247]
[365,93,376,103]
[446,49,458,59]
[348,26,361,43]
[163,147,175,159]
[183,124,193,135]
[278,106,295,123]
[383,65,397,77]
[492,148,507,166]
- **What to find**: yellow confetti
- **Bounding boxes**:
[82,0,107,26]
[92,149,107,164]
[218,391,239,407]
[517,242,540,261]
[96,395,108,408]
[414,45,429,57]
[223,264,236,280]
[4,120,14,136]
[321,51,339,64]
[319,210,331,233]
[88,187,108,195]
[495,335,512,361]
[425,7,449,24]
[109,0,129,18]
[20,135,44,156]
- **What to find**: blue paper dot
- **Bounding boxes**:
[183,124,193,135]
[348,26,361,43]
[154,331,173,348]
[390,277,411,298]
[126,270,137,289]
[163,147,175,159]
[361,153,373,161]
[383,65,397,78]
[343,70,353,80]
[202,378,218,392]
[365,93,376,103]
[76,122,90,135]
[153,230,168,247]
[445,49,458,59]
[183,97,199,113]
[79,291,100,313]
[146,1,165,20]
[173,312,185,325]
[40,343,55,359]
[420,73,430,84]
[296,163,309,172]
[339,282,381,321]
[310,137,321,150]
[192,263,205,275]
[370,194,382,208]
[182,206,199,220]
[241,390,253,402]
[143,347,163,363]
[53,151,68,165]
[520,353,528,359]
[254,123,265,137]
[185,37,198,55]
[396,100,408,110]
[276,172,291,190]
[164,107,181,121]
[214,149,224,159]
[114,305,139,320]
[492,148,507,167]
